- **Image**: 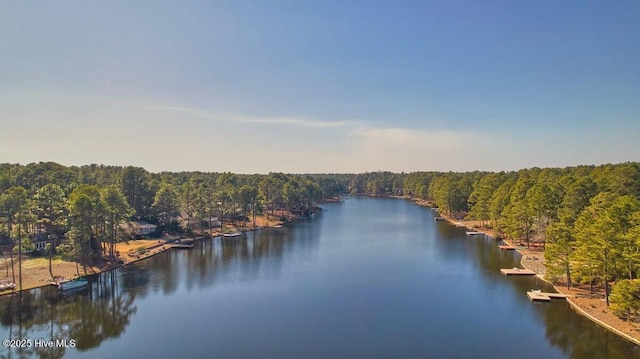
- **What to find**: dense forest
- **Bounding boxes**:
[403,163,640,322]
[1,161,640,321]
[0,162,345,290]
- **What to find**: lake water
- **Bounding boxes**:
[1,197,639,358]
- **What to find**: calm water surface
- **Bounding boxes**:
[1,197,639,358]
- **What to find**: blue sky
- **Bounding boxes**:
[1,1,639,173]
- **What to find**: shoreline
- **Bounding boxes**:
[508,238,640,346]
[4,197,639,345]
[0,218,290,296]
[408,196,640,346]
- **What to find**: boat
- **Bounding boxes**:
[58,278,89,291]
[434,217,446,221]
[465,231,483,236]
[222,231,242,238]
[0,280,15,291]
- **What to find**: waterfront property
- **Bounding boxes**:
[1,197,638,359]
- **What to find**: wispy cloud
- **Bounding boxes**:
[147,105,356,129]
[143,104,504,172]
[342,127,500,172]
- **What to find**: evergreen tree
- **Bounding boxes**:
[153,183,178,234]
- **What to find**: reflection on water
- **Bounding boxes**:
[0,272,136,358]
[0,199,639,359]
[542,299,640,358]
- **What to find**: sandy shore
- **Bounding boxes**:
[506,236,640,345]
[409,198,640,345]
[0,238,179,294]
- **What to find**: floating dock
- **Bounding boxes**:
[499,245,517,250]
[172,244,194,249]
[527,291,570,302]
[527,291,551,301]
[500,268,536,275]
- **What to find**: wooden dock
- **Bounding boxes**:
[527,291,570,302]
[172,244,194,249]
[500,268,536,276]
[499,245,517,250]
[527,291,551,301]
[544,292,570,299]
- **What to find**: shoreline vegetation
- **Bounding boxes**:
[1,163,344,298]
[1,161,640,347]
[407,196,640,345]
[0,209,307,295]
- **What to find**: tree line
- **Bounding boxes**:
[309,164,640,321]
[2,161,640,321]
[0,162,345,290]
[402,163,640,321]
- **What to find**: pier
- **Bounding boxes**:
[527,291,571,302]
[172,244,194,249]
[500,268,536,276]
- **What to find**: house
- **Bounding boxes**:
[31,230,61,253]
[204,217,221,228]
[135,222,157,236]
[130,221,158,237]
[119,221,158,238]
